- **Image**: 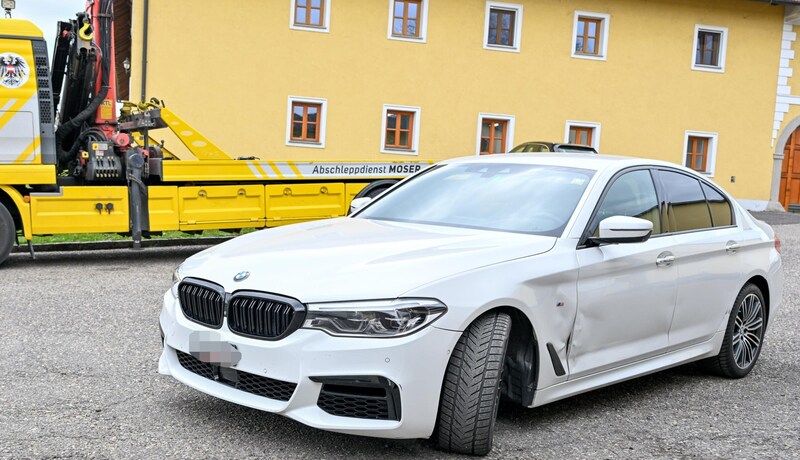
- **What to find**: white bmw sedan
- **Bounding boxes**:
[159,154,782,456]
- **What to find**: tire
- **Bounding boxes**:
[359,180,397,199]
[436,312,511,456]
[0,203,14,266]
[701,283,766,378]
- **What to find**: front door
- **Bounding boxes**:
[779,127,800,210]
[571,169,677,378]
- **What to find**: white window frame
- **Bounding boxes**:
[691,24,728,73]
[380,104,421,156]
[483,2,523,53]
[570,11,610,61]
[285,96,328,149]
[289,0,332,33]
[564,120,601,150]
[682,130,718,177]
[387,0,429,43]
[475,113,516,156]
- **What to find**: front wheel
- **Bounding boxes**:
[0,203,14,266]
[702,283,766,378]
[436,312,511,456]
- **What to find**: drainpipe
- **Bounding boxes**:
[140,0,148,101]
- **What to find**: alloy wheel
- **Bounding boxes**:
[732,293,764,369]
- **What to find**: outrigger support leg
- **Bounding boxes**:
[126,148,149,250]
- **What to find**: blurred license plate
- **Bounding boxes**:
[187,331,241,367]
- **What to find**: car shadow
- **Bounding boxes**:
[168,396,446,458]
[167,363,714,458]
[496,362,709,426]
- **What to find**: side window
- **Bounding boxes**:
[658,170,712,232]
[590,169,661,235]
[701,182,733,227]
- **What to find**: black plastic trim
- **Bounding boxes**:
[310,375,402,421]
[177,277,226,329]
[547,343,566,377]
[175,348,297,402]
[227,290,307,341]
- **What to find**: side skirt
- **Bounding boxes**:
[531,331,725,408]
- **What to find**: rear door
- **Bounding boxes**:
[654,169,743,350]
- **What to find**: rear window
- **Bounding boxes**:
[658,170,713,232]
[702,183,733,227]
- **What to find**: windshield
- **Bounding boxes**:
[356,163,595,236]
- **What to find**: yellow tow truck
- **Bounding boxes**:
[0,1,430,265]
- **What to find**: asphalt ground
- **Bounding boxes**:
[0,215,798,459]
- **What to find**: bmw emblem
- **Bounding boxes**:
[233,271,250,282]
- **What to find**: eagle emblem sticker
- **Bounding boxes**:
[0,53,29,89]
[233,271,250,282]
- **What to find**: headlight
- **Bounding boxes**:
[170,263,185,297]
[302,298,447,338]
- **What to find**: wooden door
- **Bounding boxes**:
[780,128,800,209]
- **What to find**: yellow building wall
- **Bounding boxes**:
[129,0,783,202]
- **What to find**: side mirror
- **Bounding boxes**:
[348,197,372,215]
[589,216,653,244]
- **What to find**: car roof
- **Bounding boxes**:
[509,141,598,153]
[443,153,687,174]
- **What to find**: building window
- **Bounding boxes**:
[290,0,330,33]
[686,136,708,171]
[483,2,523,52]
[571,11,610,60]
[385,110,414,149]
[692,25,727,72]
[476,113,515,155]
[286,97,327,148]
[569,126,593,146]
[388,0,429,42]
[381,105,421,155]
[565,121,601,150]
[683,131,718,176]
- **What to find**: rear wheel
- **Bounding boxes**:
[0,203,14,266]
[436,312,511,455]
[702,284,766,378]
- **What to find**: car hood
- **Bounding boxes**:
[179,218,556,303]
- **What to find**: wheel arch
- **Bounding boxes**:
[0,185,30,239]
[745,275,770,324]
[479,305,539,407]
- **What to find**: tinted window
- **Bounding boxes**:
[702,183,733,227]
[659,170,712,232]
[358,163,594,236]
[590,169,661,235]
[510,143,549,153]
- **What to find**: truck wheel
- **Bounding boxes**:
[0,203,14,266]
[436,312,511,456]
[358,180,397,199]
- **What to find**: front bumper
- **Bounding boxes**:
[158,290,460,439]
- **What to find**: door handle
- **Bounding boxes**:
[656,252,675,267]
[725,241,740,253]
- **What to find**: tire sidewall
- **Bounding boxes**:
[0,204,14,264]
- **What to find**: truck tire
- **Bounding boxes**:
[436,312,511,456]
[0,203,14,266]
[357,180,397,199]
